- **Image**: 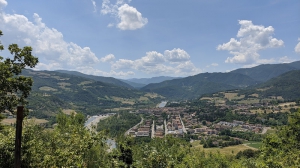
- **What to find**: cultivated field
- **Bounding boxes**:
[1,118,49,125]
[39,86,57,91]
[224,93,245,100]
[111,96,135,105]
[191,140,257,155]
[62,109,77,115]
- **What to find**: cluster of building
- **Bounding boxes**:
[187,126,219,135]
[127,107,187,138]
[166,114,185,136]
[128,119,152,137]
[126,103,266,140]
[154,124,164,138]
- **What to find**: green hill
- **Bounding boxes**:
[22,69,163,118]
[141,72,258,100]
[231,61,300,82]
[254,70,300,100]
[119,79,146,88]
[228,70,300,101]
[126,76,181,85]
[56,70,134,89]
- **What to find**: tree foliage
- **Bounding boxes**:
[0,112,110,167]
[259,109,300,167]
[97,111,141,137]
[0,30,38,114]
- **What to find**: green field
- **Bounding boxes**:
[191,140,257,155]
[243,141,263,149]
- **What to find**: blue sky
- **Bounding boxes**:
[0,0,299,78]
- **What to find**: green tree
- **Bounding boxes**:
[0,30,38,115]
[259,109,300,167]
[0,112,111,167]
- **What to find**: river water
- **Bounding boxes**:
[84,115,117,149]
[158,101,168,108]
[84,115,98,127]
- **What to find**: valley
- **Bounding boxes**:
[1,60,300,167]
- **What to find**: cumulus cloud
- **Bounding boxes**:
[278,56,294,63]
[100,54,115,62]
[164,48,190,62]
[111,48,201,76]
[76,66,135,77]
[138,51,165,66]
[295,38,300,53]
[241,56,294,68]
[35,62,62,71]
[117,4,148,30]
[112,59,134,70]
[0,8,99,69]
[217,20,284,65]
[101,0,147,30]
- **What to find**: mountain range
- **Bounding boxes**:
[231,61,300,82]
[56,70,134,89]
[124,76,180,85]
[21,60,300,118]
[22,69,163,118]
[237,70,300,100]
[139,61,300,100]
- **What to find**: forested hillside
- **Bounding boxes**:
[126,76,180,85]
[254,70,300,100]
[56,70,134,89]
[229,70,300,101]
[231,61,300,82]
[21,69,163,117]
[141,72,258,100]
[1,110,300,167]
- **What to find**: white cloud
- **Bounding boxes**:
[101,0,117,15]
[137,51,165,66]
[0,9,99,68]
[1,2,134,77]
[91,0,97,12]
[241,56,294,68]
[0,0,7,9]
[76,66,134,77]
[217,20,284,65]
[117,4,148,30]
[35,62,62,71]
[278,56,294,63]
[174,61,200,75]
[295,38,300,53]
[100,54,115,62]
[164,48,190,62]
[101,0,147,30]
[112,59,134,70]
[111,48,201,76]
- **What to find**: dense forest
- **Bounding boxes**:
[1,110,300,167]
[20,69,164,117]
[97,112,141,137]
